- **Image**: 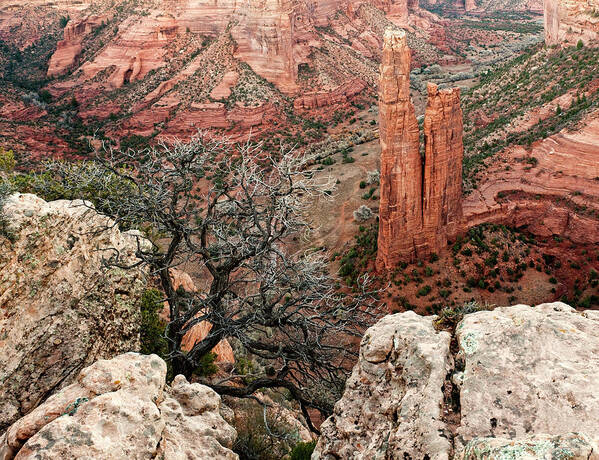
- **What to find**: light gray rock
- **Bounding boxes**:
[314,303,599,459]
[0,353,238,460]
[313,311,453,460]
[0,194,148,431]
[455,302,599,452]
[458,433,599,460]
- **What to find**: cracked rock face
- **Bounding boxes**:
[0,193,147,432]
[0,353,238,460]
[314,302,599,459]
[454,302,599,454]
[313,311,453,459]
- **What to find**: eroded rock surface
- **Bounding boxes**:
[376,30,464,270]
[544,0,599,46]
[0,353,238,460]
[376,29,423,270]
[313,312,453,459]
[454,303,599,452]
[0,193,146,431]
[314,303,599,459]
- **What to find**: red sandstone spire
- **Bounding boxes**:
[376,31,464,271]
[422,82,464,251]
[376,29,423,272]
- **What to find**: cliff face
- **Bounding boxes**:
[47,15,110,77]
[544,0,599,45]
[376,30,463,271]
[0,194,147,432]
[314,303,599,459]
[231,0,298,93]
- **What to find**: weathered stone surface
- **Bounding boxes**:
[376,29,423,271]
[454,302,599,452]
[293,79,366,110]
[156,375,238,459]
[0,353,238,459]
[314,303,599,459]
[313,312,453,460]
[377,31,464,270]
[0,193,147,432]
[462,115,599,244]
[544,0,599,46]
[422,83,463,252]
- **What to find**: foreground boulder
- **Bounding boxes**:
[0,353,238,459]
[314,312,453,459]
[0,194,147,430]
[454,303,599,456]
[313,303,599,459]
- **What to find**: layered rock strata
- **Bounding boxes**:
[0,193,147,432]
[0,353,238,459]
[47,15,110,77]
[544,0,599,46]
[376,30,463,270]
[313,302,599,459]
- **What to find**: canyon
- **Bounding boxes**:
[0,0,544,158]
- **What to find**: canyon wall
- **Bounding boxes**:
[47,15,110,77]
[544,0,599,46]
[376,30,463,271]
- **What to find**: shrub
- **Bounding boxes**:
[577,39,584,50]
[0,147,16,172]
[417,285,432,297]
[290,441,317,460]
[59,15,70,28]
[0,180,16,241]
[353,205,373,222]
[139,289,169,356]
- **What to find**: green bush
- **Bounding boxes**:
[0,180,15,241]
[140,289,169,358]
[417,285,432,297]
[0,147,16,172]
[290,441,317,460]
[577,39,584,50]
[194,352,219,377]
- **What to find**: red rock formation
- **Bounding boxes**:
[165,269,235,364]
[377,31,464,271]
[79,14,180,89]
[376,29,423,271]
[422,83,463,251]
[47,15,109,77]
[293,79,367,110]
[544,0,599,46]
[231,0,298,93]
[462,114,599,244]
